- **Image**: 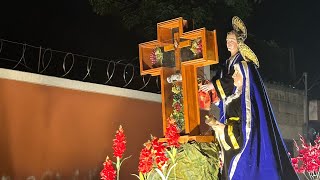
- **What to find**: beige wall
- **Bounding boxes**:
[0,74,162,179]
[265,83,304,140]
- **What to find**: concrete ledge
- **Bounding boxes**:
[0,68,161,103]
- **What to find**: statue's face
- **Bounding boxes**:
[226,33,238,54]
[232,65,243,88]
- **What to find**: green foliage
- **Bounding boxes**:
[228,0,253,18]
[89,0,261,39]
[148,141,220,180]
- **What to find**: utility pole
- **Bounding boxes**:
[289,48,296,81]
[303,72,309,139]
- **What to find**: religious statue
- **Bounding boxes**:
[200,16,299,180]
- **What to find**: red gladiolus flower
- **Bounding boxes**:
[100,156,116,180]
[113,125,126,158]
[138,142,153,174]
[291,158,298,165]
[151,137,169,170]
[291,135,320,176]
[165,118,180,148]
[297,167,305,174]
[306,162,318,173]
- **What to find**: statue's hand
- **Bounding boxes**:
[211,121,225,134]
[199,82,214,92]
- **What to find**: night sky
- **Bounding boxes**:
[249,1,320,77]
[0,0,319,97]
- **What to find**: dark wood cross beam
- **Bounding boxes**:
[139,17,219,143]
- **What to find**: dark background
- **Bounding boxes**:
[0,0,319,97]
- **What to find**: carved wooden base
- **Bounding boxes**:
[159,135,215,144]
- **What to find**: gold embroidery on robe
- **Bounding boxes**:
[228,125,240,149]
[216,79,226,99]
[229,117,240,121]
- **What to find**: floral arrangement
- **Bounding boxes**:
[101,121,220,180]
[150,47,163,66]
[190,38,202,57]
[100,125,131,180]
[170,83,184,132]
[135,118,181,180]
[291,135,320,180]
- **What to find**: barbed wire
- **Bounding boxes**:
[0,38,161,93]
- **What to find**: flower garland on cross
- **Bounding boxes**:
[190,38,202,57]
[150,47,163,67]
[170,83,184,132]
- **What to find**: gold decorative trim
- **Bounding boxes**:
[228,125,240,149]
[231,16,260,68]
[238,42,259,67]
[216,79,226,99]
[229,117,240,121]
[232,16,247,41]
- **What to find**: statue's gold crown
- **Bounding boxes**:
[232,16,259,67]
[232,16,247,42]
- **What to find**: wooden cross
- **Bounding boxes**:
[139,17,219,143]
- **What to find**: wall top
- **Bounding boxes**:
[0,68,161,103]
